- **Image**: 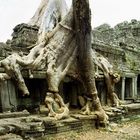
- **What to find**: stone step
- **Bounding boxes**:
[0,110,30,119]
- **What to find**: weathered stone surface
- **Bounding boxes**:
[0,80,18,112]
[0,42,10,59]
[71,114,97,120]
[0,105,138,138]
[93,20,140,74]
[0,110,29,119]
[0,134,23,140]
[121,103,140,111]
[10,23,38,48]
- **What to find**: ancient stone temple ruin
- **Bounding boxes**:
[0,0,140,139]
[93,20,140,102]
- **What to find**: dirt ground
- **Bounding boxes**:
[41,119,140,140]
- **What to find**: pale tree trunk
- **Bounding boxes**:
[29,0,50,27]
[29,0,68,43]
[29,0,68,27]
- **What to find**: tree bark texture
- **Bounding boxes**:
[29,0,68,43]
[73,0,108,123]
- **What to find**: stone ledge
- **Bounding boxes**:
[0,104,139,139]
[0,110,30,119]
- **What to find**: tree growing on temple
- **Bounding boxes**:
[0,0,121,123]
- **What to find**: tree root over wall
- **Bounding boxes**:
[0,0,121,124]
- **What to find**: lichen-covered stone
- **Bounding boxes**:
[10,23,39,48]
[93,19,140,74]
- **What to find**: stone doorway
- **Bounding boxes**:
[137,75,140,98]
[62,79,86,109]
[125,77,133,99]
[17,78,47,112]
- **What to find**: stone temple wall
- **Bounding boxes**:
[92,20,140,101]
[10,23,38,48]
[92,19,140,74]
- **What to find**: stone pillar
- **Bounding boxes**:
[121,77,125,100]
[0,80,17,112]
[0,81,11,112]
[7,80,17,111]
[134,76,137,98]
[132,77,136,99]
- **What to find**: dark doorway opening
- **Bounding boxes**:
[62,79,85,109]
[96,80,107,105]
[125,77,132,99]
[137,75,140,98]
[115,78,122,99]
[17,78,47,112]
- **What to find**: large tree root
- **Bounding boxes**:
[93,97,109,124]
[101,61,121,107]
[80,94,109,124]
[45,92,69,120]
[0,55,30,95]
[91,51,121,107]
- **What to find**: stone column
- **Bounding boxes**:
[134,76,138,98]
[121,77,125,100]
[7,80,17,111]
[0,81,11,112]
[132,77,136,99]
[0,80,17,112]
